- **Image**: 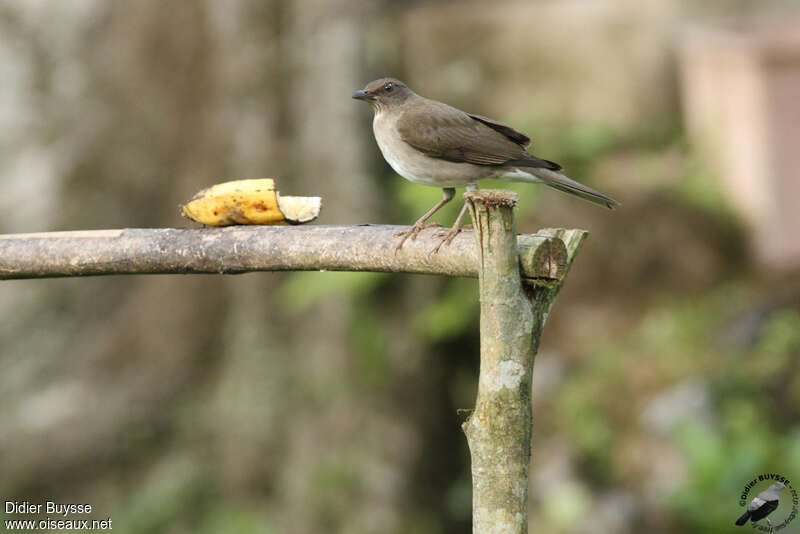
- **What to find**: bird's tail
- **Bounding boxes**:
[503,166,619,209]
[735,511,751,526]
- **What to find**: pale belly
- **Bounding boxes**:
[373,112,492,188]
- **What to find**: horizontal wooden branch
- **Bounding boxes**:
[0,225,586,284]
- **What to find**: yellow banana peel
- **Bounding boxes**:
[181,179,321,226]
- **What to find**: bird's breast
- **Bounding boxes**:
[372,110,487,188]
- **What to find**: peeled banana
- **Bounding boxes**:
[181,179,321,226]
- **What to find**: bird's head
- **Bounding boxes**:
[352,78,413,111]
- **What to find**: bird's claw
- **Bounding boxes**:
[394,222,441,238]
[431,226,465,254]
[433,224,471,238]
[394,223,442,251]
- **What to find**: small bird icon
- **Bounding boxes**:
[353,77,618,252]
[735,481,785,528]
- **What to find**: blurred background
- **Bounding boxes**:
[1,0,800,532]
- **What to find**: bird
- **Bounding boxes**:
[735,481,785,527]
[352,77,618,252]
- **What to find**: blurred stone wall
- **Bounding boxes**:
[680,19,800,271]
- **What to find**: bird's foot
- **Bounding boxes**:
[433,224,472,238]
[394,222,441,238]
[394,223,442,251]
[430,224,467,254]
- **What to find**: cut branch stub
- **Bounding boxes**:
[517,234,568,282]
[536,227,589,269]
[532,228,589,295]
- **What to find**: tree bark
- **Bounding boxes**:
[0,225,581,284]
[462,191,587,534]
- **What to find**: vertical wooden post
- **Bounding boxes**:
[463,190,533,534]
[463,191,587,534]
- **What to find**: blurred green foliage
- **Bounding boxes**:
[413,278,478,343]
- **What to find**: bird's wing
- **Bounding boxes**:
[735,510,751,526]
[750,499,779,522]
[748,497,767,512]
[467,113,531,148]
[397,100,534,167]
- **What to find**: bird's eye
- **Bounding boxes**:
[384,82,393,92]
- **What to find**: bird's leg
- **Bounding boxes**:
[430,183,476,253]
[395,187,455,251]
[431,201,470,254]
